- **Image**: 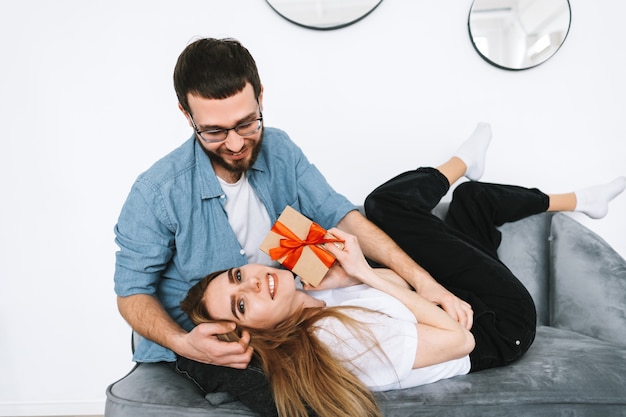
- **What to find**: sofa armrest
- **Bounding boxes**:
[549,213,626,347]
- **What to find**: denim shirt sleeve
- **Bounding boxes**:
[114,178,175,297]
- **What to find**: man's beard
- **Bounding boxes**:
[205,131,264,175]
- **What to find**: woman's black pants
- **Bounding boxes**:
[364,167,549,371]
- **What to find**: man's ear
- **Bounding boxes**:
[258,85,264,111]
[178,103,192,127]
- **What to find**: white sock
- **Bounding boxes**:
[454,122,492,181]
[575,176,626,219]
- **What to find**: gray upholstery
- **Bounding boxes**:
[105,212,626,416]
[550,214,626,347]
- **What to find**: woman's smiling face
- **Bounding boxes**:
[202,264,310,329]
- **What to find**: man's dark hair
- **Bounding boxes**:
[173,38,262,114]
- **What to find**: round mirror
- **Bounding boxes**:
[266,0,383,30]
[468,0,571,70]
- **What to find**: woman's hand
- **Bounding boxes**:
[322,228,377,286]
[419,281,474,330]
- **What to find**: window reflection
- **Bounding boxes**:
[468,0,571,70]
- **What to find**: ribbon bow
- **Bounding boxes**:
[269,221,344,271]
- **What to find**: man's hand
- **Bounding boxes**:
[178,322,254,369]
[117,294,253,369]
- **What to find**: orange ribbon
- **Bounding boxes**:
[269,221,343,271]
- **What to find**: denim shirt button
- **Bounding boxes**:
[240,249,245,255]
[220,194,226,199]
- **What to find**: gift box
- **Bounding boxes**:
[260,205,343,287]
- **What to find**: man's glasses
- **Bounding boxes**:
[190,107,263,144]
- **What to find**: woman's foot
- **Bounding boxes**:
[454,122,492,181]
[575,177,626,219]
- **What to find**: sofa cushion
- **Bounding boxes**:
[550,213,626,347]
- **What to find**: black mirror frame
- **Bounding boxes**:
[265,0,383,31]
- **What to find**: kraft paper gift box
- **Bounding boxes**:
[260,205,343,287]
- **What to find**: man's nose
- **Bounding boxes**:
[224,130,244,152]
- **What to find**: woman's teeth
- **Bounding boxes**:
[268,274,275,299]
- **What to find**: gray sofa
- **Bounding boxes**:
[105,211,626,416]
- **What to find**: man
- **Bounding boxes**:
[114,37,472,416]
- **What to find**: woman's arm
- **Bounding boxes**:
[336,210,474,330]
[305,264,411,291]
[324,228,475,368]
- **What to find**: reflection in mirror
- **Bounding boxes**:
[468,0,571,70]
[266,0,383,30]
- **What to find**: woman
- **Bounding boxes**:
[181,124,626,417]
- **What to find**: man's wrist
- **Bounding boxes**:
[164,328,190,357]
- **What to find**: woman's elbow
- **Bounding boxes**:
[451,328,475,358]
[461,329,476,356]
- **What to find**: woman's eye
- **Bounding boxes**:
[238,299,245,314]
[236,270,242,282]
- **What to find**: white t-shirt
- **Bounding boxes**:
[308,284,470,391]
[219,173,277,266]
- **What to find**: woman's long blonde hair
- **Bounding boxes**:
[182,270,382,417]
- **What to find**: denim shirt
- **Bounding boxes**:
[114,127,356,362]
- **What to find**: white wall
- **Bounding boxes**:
[1,0,624,415]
